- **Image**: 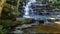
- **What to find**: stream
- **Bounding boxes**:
[9,0,60,34]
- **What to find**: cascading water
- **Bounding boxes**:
[23,0,36,18]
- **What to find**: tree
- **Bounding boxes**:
[0,0,6,17]
[1,0,21,19]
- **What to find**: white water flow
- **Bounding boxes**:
[23,0,36,18]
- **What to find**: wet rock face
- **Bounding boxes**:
[39,20,44,24]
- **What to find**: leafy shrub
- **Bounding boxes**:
[0,19,13,27]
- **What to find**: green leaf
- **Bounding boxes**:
[0,25,3,31]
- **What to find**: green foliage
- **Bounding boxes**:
[11,9,19,17]
[0,29,8,34]
[0,25,3,31]
[0,19,13,34]
[0,0,26,34]
[7,0,17,5]
[0,25,7,34]
[2,3,19,19]
[19,0,26,2]
[4,3,16,11]
[0,25,3,34]
[49,0,60,5]
[0,19,13,27]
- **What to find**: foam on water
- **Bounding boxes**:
[23,0,36,18]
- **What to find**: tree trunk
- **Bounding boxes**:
[0,0,6,17]
[16,0,20,11]
[16,0,20,16]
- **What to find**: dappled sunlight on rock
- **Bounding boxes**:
[55,22,60,24]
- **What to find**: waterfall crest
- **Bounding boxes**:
[23,0,36,18]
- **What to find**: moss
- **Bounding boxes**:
[18,18,35,25]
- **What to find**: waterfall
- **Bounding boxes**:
[23,0,36,18]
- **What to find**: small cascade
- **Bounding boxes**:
[23,0,36,18]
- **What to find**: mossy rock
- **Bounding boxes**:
[18,18,35,24]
